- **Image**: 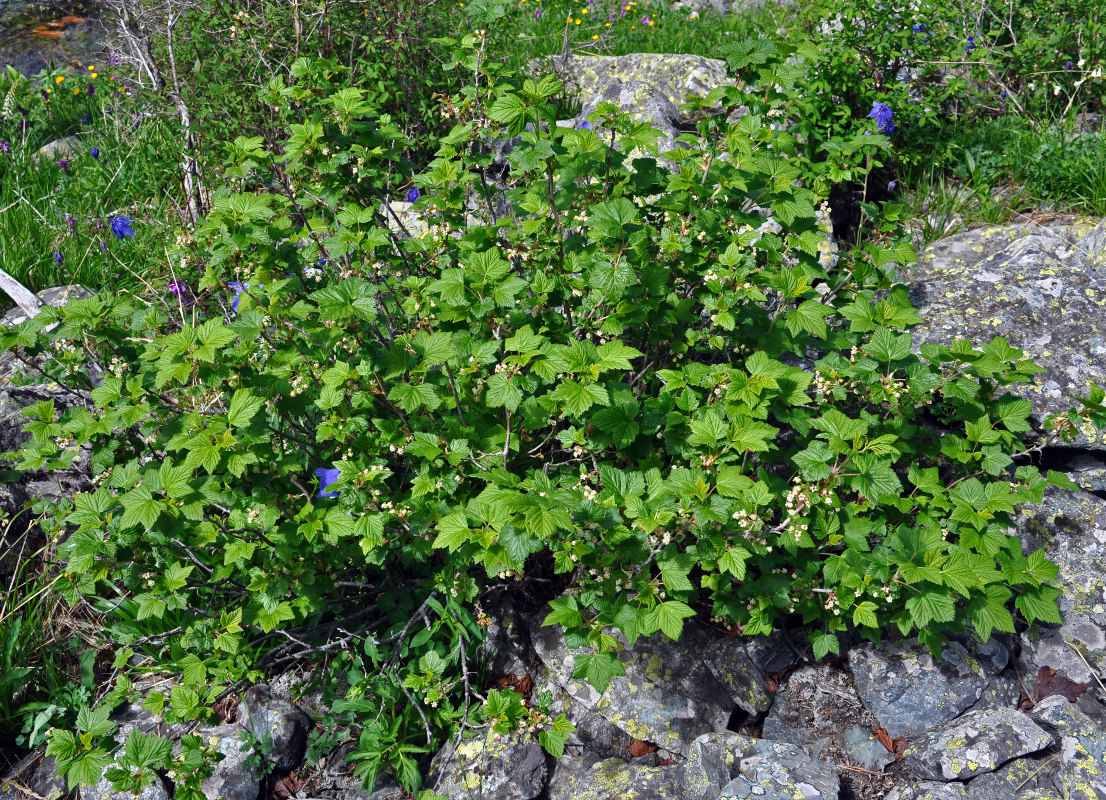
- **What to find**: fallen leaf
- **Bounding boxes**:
[1035,666,1087,703]
[626,739,658,758]
[873,728,894,753]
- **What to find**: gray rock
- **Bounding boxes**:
[1056,449,1106,495]
[903,708,1053,781]
[683,732,839,800]
[79,758,170,800]
[29,756,67,800]
[193,724,260,800]
[743,629,798,674]
[480,593,535,678]
[429,729,548,799]
[907,219,1106,452]
[530,619,736,756]
[849,637,1009,740]
[533,666,634,759]
[701,636,771,716]
[969,672,1023,712]
[886,782,970,800]
[267,669,329,720]
[573,79,685,162]
[546,757,689,800]
[37,137,83,161]
[1015,487,1106,685]
[532,53,728,126]
[964,752,1061,799]
[762,663,878,753]
[0,383,93,529]
[1029,693,1106,800]
[843,725,896,772]
[236,684,311,771]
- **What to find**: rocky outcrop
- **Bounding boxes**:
[532,53,729,127]
[907,219,1106,451]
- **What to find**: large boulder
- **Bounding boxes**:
[762,663,891,770]
[848,636,1009,740]
[1015,487,1106,686]
[190,724,260,800]
[1029,694,1106,800]
[429,728,549,800]
[683,732,840,800]
[573,80,685,160]
[235,684,311,771]
[902,708,1053,782]
[530,620,766,756]
[532,54,729,126]
[906,219,1106,451]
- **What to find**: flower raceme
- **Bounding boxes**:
[227,281,249,316]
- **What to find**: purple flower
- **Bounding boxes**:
[620,5,627,17]
[110,216,135,239]
[1064,60,1072,71]
[41,90,49,101]
[964,36,977,51]
[641,15,651,24]
[866,101,895,134]
[0,142,8,154]
[65,213,76,229]
[228,281,249,316]
[87,83,95,97]
[1001,89,1008,99]
[314,466,341,499]
[57,158,69,174]
[168,279,188,299]
[912,22,927,33]
[81,114,90,123]
[887,180,897,192]
[406,187,420,202]
[54,252,63,264]
[578,120,591,130]
[91,147,100,159]
[99,241,108,254]
[535,8,541,18]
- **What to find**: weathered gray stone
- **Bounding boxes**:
[970,672,1023,712]
[79,758,170,800]
[907,219,1106,451]
[886,782,970,800]
[701,635,771,716]
[903,708,1053,781]
[849,637,1008,739]
[236,684,311,771]
[480,593,535,678]
[531,620,736,756]
[964,752,1061,800]
[1029,693,1106,800]
[429,728,549,799]
[37,136,83,161]
[0,383,93,534]
[546,757,689,800]
[843,725,896,772]
[532,53,729,126]
[533,665,634,759]
[743,629,798,674]
[683,732,839,800]
[1015,487,1106,685]
[28,756,67,800]
[194,724,260,800]
[573,79,685,161]
[762,663,877,752]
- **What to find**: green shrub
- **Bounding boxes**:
[5,31,1105,796]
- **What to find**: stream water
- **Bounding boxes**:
[0,0,106,76]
